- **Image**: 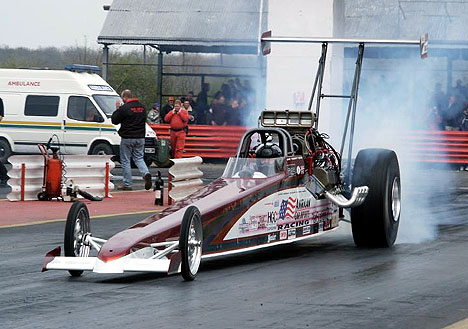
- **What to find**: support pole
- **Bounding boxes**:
[105,162,109,198]
[158,51,163,107]
[102,45,109,81]
[340,43,365,188]
[314,43,328,129]
[21,163,25,201]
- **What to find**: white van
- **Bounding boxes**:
[0,65,168,165]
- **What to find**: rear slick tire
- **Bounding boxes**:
[351,149,401,248]
[64,201,91,277]
[179,206,203,281]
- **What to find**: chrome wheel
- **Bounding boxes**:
[73,208,91,257]
[391,177,401,222]
[180,206,203,281]
[65,201,91,276]
[187,215,202,275]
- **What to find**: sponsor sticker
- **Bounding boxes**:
[319,222,323,232]
[280,230,287,240]
[268,233,277,243]
[288,229,296,239]
[303,225,311,235]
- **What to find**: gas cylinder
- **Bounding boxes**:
[45,153,62,198]
[154,170,164,206]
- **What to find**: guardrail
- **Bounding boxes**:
[7,155,114,201]
[168,156,203,204]
[150,124,247,158]
[408,130,468,164]
[150,125,468,164]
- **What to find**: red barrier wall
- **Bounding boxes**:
[150,124,248,158]
[409,130,468,164]
[151,125,468,163]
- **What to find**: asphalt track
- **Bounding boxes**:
[2,165,468,328]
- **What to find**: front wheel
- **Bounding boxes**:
[179,206,203,281]
[64,201,91,276]
[0,138,12,163]
[90,142,113,156]
[351,149,401,248]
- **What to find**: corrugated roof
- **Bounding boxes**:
[98,0,266,54]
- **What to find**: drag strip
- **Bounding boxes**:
[2,202,468,328]
[2,167,468,328]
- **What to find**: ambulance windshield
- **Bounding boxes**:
[93,95,122,117]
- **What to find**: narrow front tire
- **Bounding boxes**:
[179,206,203,281]
[64,201,91,276]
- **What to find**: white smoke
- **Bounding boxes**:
[339,52,454,244]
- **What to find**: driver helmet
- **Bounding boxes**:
[255,142,282,158]
[255,142,282,175]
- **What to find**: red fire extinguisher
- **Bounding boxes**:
[154,170,164,206]
[38,138,62,201]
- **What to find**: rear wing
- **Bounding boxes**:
[261,31,428,58]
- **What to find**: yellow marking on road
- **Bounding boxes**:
[0,209,159,229]
[445,318,468,329]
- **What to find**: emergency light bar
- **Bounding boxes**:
[261,31,428,58]
[65,64,101,73]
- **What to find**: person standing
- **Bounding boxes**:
[147,102,161,124]
[0,98,8,186]
[111,90,152,191]
[160,96,175,123]
[165,99,189,159]
[443,94,463,131]
[196,83,210,124]
[182,100,196,125]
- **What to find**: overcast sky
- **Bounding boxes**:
[0,0,111,49]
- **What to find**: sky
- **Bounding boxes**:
[0,0,111,49]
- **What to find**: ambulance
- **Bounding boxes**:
[0,65,170,165]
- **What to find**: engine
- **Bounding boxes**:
[304,128,341,189]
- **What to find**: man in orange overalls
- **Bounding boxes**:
[164,99,189,159]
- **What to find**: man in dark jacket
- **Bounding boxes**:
[111,89,152,190]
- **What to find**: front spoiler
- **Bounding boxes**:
[42,247,179,275]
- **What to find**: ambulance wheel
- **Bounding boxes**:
[0,138,11,163]
[180,206,203,281]
[64,201,91,277]
[351,149,401,248]
[90,142,113,156]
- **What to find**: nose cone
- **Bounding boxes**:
[98,229,144,262]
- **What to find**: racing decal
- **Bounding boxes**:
[288,229,296,239]
[303,225,311,235]
[279,230,287,240]
[223,186,338,241]
[268,233,277,242]
[279,197,296,220]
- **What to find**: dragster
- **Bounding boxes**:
[42,32,427,281]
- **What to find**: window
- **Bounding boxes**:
[93,94,121,117]
[68,96,103,122]
[24,95,59,117]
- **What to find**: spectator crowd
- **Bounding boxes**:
[146,78,255,126]
[429,80,468,131]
